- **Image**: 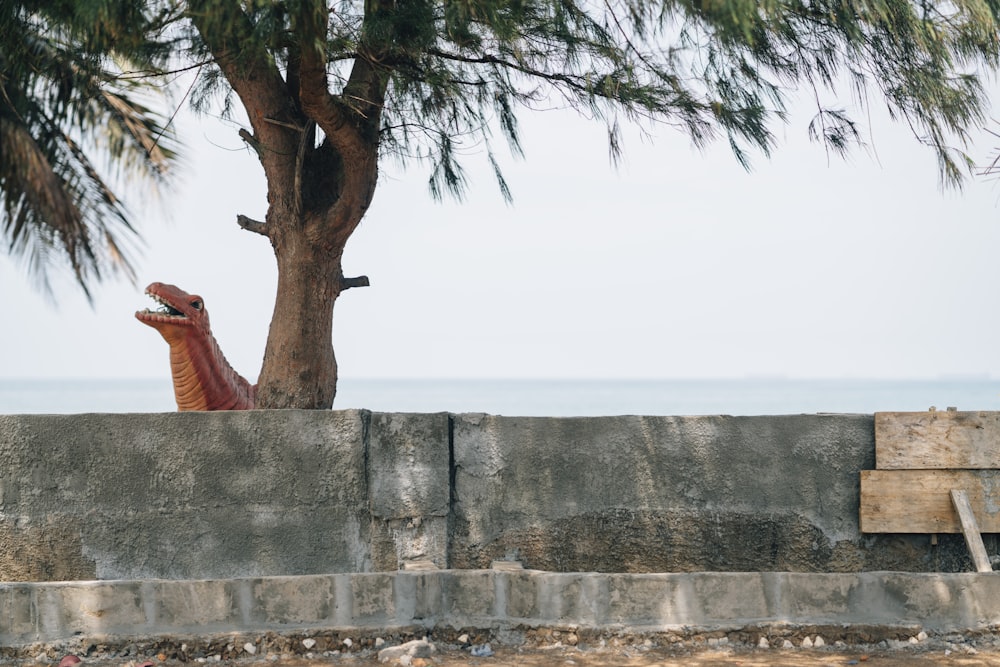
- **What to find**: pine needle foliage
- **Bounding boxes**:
[176,0,1000,199]
[0,0,179,301]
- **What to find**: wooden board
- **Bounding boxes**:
[874,411,1000,469]
[950,489,993,572]
[860,469,1000,533]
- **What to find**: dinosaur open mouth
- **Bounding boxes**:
[140,290,185,318]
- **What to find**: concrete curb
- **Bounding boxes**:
[4,568,1000,646]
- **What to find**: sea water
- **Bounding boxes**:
[0,377,998,416]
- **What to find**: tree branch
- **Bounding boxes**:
[238,128,260,155]
[237,214,267,236]
[341,275,370,290]
[264,117,305,131]
[187,0,300,178]
[296,2,387,154]
[425,47,595,96]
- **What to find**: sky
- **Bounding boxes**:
[4,87,1000,382]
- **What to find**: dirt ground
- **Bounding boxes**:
[8,642,1000,667]
[269,645,1000,666]
[9,631,1000,667]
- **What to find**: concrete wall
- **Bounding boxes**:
[0,410,979,582]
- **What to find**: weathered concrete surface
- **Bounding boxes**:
[4,569,1000,647]
[367,412,451,570]
[0,411,981,581]
[449,414,973,573]
[0,411,371,580]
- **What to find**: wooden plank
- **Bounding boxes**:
[950,490,993,572]
[860,469,1000,533]
[874,411,1000,469]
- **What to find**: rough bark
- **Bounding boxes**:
[257,235,341,409]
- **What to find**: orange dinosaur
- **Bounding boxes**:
[136,282,256,410]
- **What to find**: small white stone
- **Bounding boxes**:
[917,631,928,642]
[374,638,385,649]
[813,636,825,647]
[801,637,813,648]
[195,659,206,664]
[302,639,316,650]
[782,640,794,648]
[342,638,353,649]
[243,643,257,655]
[909,636,919,644]
[304,653,313,659]
[210,655,222,662]
[457,634,469,645]
[758,637,769,649]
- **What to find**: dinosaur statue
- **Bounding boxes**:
[136,282,256,410]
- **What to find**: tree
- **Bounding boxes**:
[96,0,1000,406]
[0,0,178,300]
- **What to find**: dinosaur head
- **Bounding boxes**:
[135,282,211,343]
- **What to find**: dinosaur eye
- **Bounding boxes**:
[191,299,203,310]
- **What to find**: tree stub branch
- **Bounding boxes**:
[341,275,370,290]
[238,128,260,155]
[237,214,268,236]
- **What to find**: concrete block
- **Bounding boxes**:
[865,572,1000,629]
[450,413,878,573]
[248,575,336,626]
[688,573,770,624]
[606,574,684,626]
[394,571,442,623]
[441,571,496,624]
[0,584,36,642]
[0,411,371,581]
[367,413,450,570]
[367,412,450,518]
[350,573,395,624]
[507,572,596,624]
[778,572,856,620]
[35,581,146,637]
[151,579,240,632]
[505,570,540,620]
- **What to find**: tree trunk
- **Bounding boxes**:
[253,143,378,410]
[256,234,342,409]
[188,1,385,409]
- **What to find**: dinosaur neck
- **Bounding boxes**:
[168,330,256,410]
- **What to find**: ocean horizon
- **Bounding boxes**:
[0,377,998,416]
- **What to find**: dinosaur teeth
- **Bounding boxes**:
[142,292,186,318]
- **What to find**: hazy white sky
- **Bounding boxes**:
[4,89,1000,381]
